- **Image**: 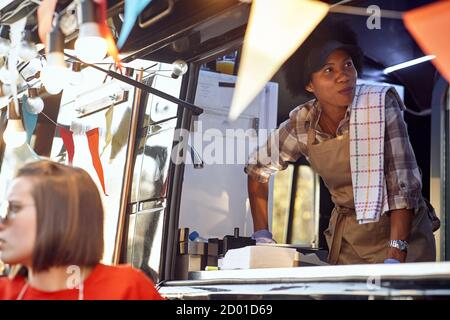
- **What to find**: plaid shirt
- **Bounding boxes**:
[245,91,423,211]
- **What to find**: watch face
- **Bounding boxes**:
[390,240,408,251]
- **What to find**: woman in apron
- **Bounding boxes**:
[245,21,437,264]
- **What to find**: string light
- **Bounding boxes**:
[26,87,44,114]
[3,100,27,148]
[18,27,38,62]
[40,26,68,94]
[74,0,107,63]
[171,59,188,79]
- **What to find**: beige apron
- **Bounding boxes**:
[306,128,436,264]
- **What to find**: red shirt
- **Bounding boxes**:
[0,264,164,300]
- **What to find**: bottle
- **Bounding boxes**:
[189,231,208,242]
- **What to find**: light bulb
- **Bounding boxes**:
[171,60,188,79]
[26,96,44,114]
[3,119,27,148]
[41,66,67,94]
[18,40,38,61]
[18,29,37,61]
[75,22,107,63]
[40,52,67,94]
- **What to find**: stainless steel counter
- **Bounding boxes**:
[188,261,450,281]
[159,262,450,299]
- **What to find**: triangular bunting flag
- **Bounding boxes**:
[86,128,107,195]
[229,0,329,120]
[93,0,122,69]
[101,105,114,156]
[21,97,38,144]
[37,0,58,45]
[117,0,153,49]
[58,126,75,164]
[403,1,450,82]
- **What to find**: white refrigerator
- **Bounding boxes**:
[179,70,278,238]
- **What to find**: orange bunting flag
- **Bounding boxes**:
[86,128,108,195]
[403,1,450,82]
[37,0,58,46]
[93,0,122,70]
[58,125,107,195]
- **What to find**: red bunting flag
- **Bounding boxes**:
[58,127,75,164]
[403,1,450,82]
[86,128,107,195]
[37,0,58,46]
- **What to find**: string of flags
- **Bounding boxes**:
[22,94,111,195]
[37,0,156,67]
[59,125,107,195]
[3,0,450,196]
[2,0,170,196]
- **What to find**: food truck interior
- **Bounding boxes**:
[0,0,449,299]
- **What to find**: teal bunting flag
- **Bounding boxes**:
[117,0,153,49]
[21,96,38,144]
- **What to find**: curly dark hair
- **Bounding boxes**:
[284,19,364,97]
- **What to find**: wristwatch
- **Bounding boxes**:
[388,240,408,252]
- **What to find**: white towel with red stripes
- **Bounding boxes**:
[349,85,391,224]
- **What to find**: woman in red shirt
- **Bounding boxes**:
[0,160,163,300]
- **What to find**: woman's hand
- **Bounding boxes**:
[387,247,407,263]
[251,229,276,244]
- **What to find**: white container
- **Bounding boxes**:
[221,245,296,270]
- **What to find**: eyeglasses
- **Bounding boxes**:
[0,201,34,225]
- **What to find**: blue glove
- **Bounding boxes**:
[251,229,276,244]
[384,258,401,264]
